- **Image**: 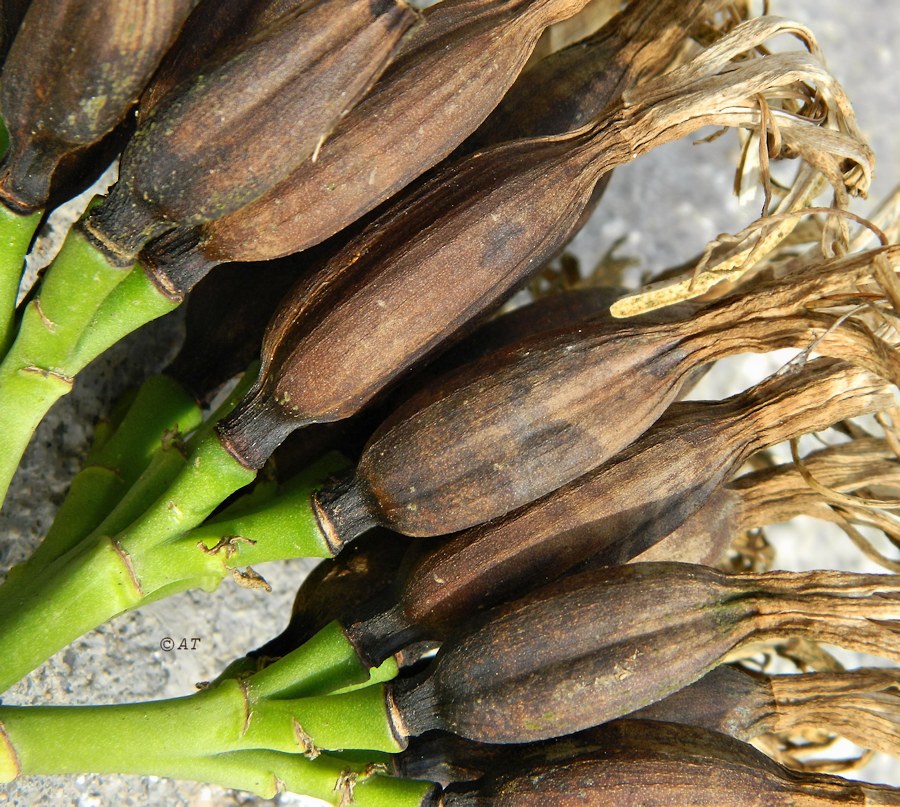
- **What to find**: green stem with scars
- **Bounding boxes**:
[0,642,408,785]
[0,203,41,357]
[0,711,433,806]
[0,226,133,507]
[0,449,347,692]
[4,374,201,585]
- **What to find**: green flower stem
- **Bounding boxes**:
[87,364,261,542]
[0,359,72,509]
[0,727,432,807]
[0,451,343,691]
[67,263,179,372]
[0,672,403,784]
[8,375,202,581]
[0,226,133,505]
[0,204,41,356]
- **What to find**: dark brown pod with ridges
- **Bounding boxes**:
[341,360,894,660]
[387,562,900,744]
[81,0,415,263]
[638,435,900,567]
[467,0,719,146]
[313,246,896,540]
[631,665,900,761]
[215,36,874,473]
[138,0,311,119]
[143,0,596,286]
[0,0,195,213]
[436,720,900,805]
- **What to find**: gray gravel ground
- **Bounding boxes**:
[0,1,898,804]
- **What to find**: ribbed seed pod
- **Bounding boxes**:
[436,720,900,805]
[638,435,900,566]
[313,248,895,540]
[630,665,900,761]
[387,562,900,744]
[142,0,597,286]
[0,0,194,213]
[467,0,719,146]
[81,0,415,264]
[340,360,893,661]
[138,0,311,119]
[216,35,873,471]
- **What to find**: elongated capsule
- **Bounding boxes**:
[340,360,894,659]
[387,562,900,744]
[313,247,894,539]
[468,0,720,146]
[81,0,415,263]
[216,37,870,470]
[435,720,900,805]
[0,0,195,212]
[143,0,597,287]
[138,0,310,119]
[639,435,900,566]
[631,665,900,761]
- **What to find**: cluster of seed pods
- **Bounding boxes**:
[0,1,898,803]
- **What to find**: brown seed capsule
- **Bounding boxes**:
[216,39,874,472]
[637,435,900,566]
[247,529,409,665]
[341,359,893,659]
[388,562,900,744]
[631,665,900,762]
[81,0,415,263]
[313,246,896,540]
[437,720,900,805]
[144,0,597,286]
[467,0,719,146]
[0,0,195,213]
[138,0,311,119]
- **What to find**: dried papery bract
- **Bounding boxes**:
[81,0,415,264]
[144,0,598,287]
[0,0,195,213]
[313,247,900,540]
[340,360,893,662]
[388,562,900,744]
[216,25,875,471]
[437,720,900,806]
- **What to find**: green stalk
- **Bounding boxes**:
[0,203,41,356]
[0,451,344,691]
[0,653,405,784]
[0,709,432,805]
[67,263,179,372]
[0,226,133,506]
[5,375,202,583]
